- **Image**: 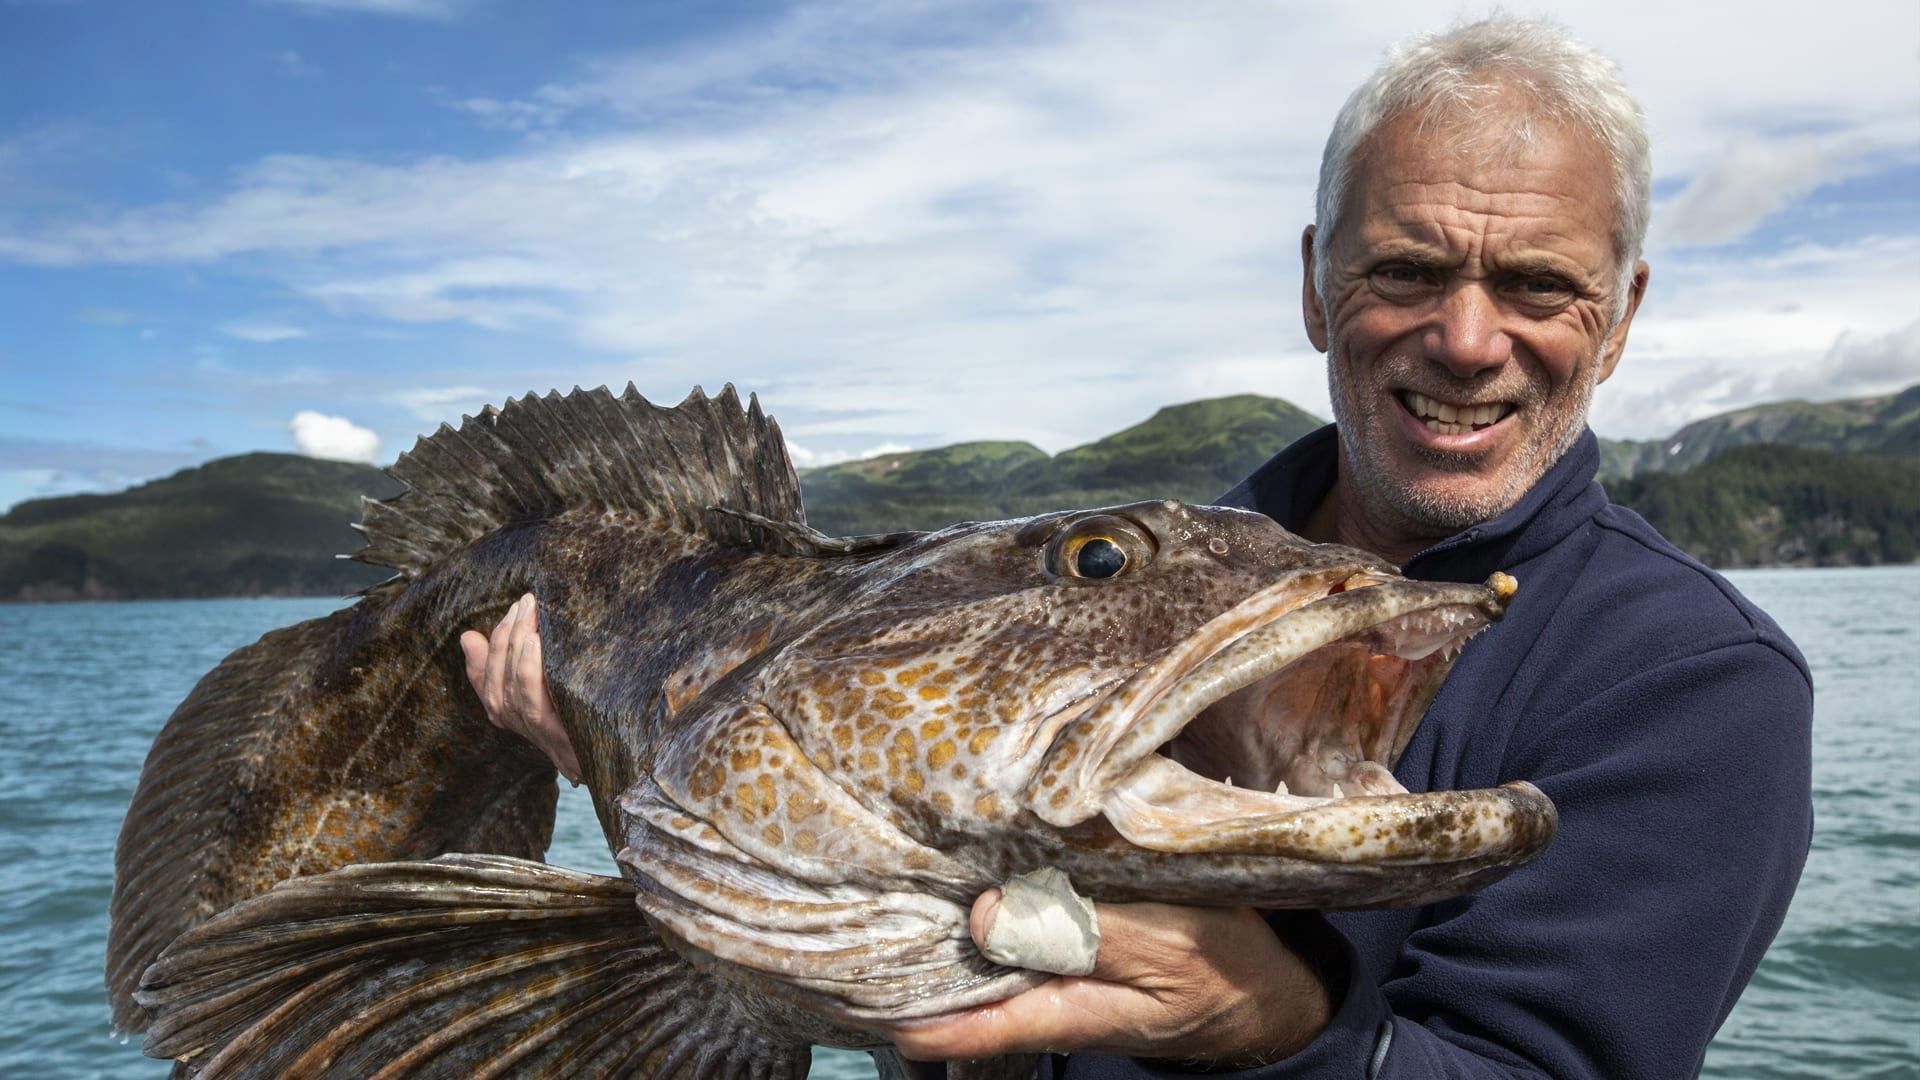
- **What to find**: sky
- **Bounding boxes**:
[2,0,1917,512]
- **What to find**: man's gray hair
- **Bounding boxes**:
[1312,16,1651,322]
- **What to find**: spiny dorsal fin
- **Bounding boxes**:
[352,384,806,586]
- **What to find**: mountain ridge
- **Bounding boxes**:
[4,385,1913,600]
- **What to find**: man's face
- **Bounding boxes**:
[1305,102,1646,544]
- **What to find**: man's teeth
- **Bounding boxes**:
[1403,391,1509,434]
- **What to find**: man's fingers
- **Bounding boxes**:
[458,630,488,691]
[889,982,1076,1061]
[484,595,523,712]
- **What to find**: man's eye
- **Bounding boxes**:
[1371,264,1435,297]
[1513,276,1574,304]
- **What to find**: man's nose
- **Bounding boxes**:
[1421,282,1512,377]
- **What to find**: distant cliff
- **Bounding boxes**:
[3,386,1914,600]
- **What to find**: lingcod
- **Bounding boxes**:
[108,385,1555,1078]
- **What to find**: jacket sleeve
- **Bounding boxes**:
[1097,639,1813,1080]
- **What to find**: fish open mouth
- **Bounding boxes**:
[1030,569,1555,869]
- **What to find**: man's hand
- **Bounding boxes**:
[887,890,1331,1066]
[460,593,583,784]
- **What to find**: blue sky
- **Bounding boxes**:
[3,0,1917,511]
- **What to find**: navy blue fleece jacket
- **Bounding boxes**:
[1034,425,1813,1080]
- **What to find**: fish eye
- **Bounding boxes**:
[1075,537,1126,578]
[1047,514,1155,582]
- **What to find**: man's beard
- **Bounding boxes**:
[1328,353,1599,537]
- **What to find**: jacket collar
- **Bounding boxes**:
[1217,424,1607,583]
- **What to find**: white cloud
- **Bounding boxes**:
[1654,134,1887,248]
[219,320,308,343]
[3,0,1917,457]
[786,438,917,468]
[1594,235,1920,437]
[392,385,494,423]
[289,410,381,463]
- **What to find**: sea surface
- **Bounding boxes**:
[1,566,1914,1078]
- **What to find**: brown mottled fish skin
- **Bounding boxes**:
[111,386,1554,1078]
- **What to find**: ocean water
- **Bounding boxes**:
[0,567,1913,1077]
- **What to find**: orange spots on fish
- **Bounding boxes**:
[858,669,886,686]
[688,763,725,800]
[785,790,825,822]
[860,725,886,748]
[730,748,762,771]
[858,750,880,771]
[902,770,924,795]
[754,774,778,818]
[927,740,957,770]
[930,792,954,815]
[974,793,1001,817]
[831,724,853,750]
[917,685,948,701]
[967,728,999,755]
[735,783,758,822]
[920,719,946,740]
[794,829,818,854]
[762,824,784,846]
[950,762,968,780]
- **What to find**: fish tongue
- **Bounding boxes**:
[135,854,810,1078]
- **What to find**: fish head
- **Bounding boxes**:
[669,500,1548,898]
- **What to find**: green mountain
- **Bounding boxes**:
[0,453,400,601]
[800,395,1324,535]
[1607,445,1920,567]
[1598,384,1920,480]
[795,440,1049,537]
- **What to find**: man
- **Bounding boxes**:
[465,17,1812,1077]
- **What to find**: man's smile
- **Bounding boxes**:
[1397,388,1512,440]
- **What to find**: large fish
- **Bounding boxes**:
[108,386,1555,1078]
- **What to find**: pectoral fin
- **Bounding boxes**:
[137,854,809,1079]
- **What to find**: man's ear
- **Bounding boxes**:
[1597,259,1649,384]
[1302,226,1329,353]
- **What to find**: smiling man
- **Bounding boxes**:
[466,16,1813,1080]
[836,18,1806,1078]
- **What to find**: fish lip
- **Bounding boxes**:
[1027,570,1516,832]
